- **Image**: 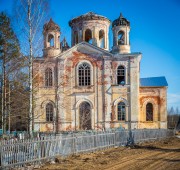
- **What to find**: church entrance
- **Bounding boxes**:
[79,102,92,130]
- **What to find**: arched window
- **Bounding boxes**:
[117,102,126,121]
[74,31,78,45]
[78,63,91,86]
[85,29,92,44]
[117,65,125,85]
[46,103,53,122]
[48,34,54,47]
[146,103,153,121]
[45,68,53,87]
[99,30,105,48]
[118,31,125,45]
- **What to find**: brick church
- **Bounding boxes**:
[33,12,168,132]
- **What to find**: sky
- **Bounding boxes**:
[0,0,180,110]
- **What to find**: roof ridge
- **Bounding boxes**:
[140,76,165,79]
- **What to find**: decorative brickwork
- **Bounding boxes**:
[33,12,167,132]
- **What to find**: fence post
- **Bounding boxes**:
[0,129,175,168]
[114,131,116,147]
[96,131,98,150]
[72,133,76,154]
[173,128,176,136]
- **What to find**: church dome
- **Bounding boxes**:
[69,12,110,26]
[44,18,60,32]
[112,13,130,27]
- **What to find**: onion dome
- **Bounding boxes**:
[112,13,130,27]
[69,12,110,26]
[43,18,60,32]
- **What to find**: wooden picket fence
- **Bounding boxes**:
[0,129,175,169]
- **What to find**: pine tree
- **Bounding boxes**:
[169,107,175,115]
[0,12,20,134]
[10,72,29,131]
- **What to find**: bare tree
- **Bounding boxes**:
[0,12,20,134]
[167,107,180,129]
[13,0,50,136]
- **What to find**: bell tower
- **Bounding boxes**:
[69,12,110,50]
[43,18,61,57]
[112,13,130,54]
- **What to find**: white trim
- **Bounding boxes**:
[41,100,56,109]
[113,97,129,106]
[112,98,128,122]
[41,100,56,123]
[75,98,94,109]
[58,41,113,58]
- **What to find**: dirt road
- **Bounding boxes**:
[40,137,180,170]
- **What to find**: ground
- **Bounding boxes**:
[40,137,180,170]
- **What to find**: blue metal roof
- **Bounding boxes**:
[140,76,168,87]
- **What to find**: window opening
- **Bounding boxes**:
[85,29,93,44]
[118,31,125,45]
[48,34,54,47]
[146,103,153,121]
[78,63,91,86]
[45,68,53,87]
[117,66,125,85]
[99,30,105,48]
[46,103,53,122]
[117,102,126,121]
